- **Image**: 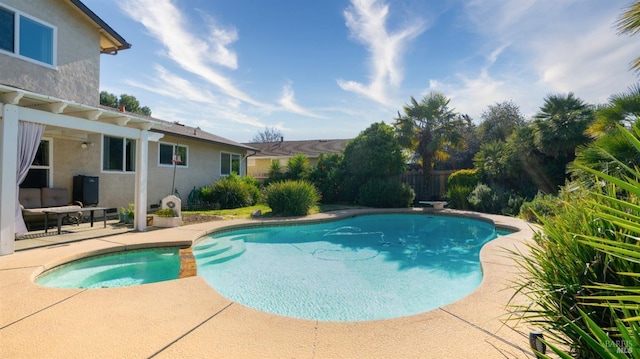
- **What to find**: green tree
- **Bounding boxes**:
[342,122,406,202]
[531,93,594,191]
[393,92,465,195]
[435,114,480,170]
[616,0,640,73]
[308,153,344,203]
[99,91,118,108]
[99,91,152,116]
[477,101,525,143]
[571,85,640,181]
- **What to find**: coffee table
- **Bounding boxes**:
[43,207,108,235]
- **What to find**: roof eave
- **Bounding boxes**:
[67,0,132,53]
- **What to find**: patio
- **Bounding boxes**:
[0,208,542,358]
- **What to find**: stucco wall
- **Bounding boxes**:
[0,0,101,105]
[50,134,247,211]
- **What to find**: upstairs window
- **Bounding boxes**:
[103,136,136,172]
[0,3,56,66]
[159,143,188,167]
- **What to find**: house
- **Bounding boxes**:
[244,139,349,179]
[0,0,254,255]
[145,118,256,206]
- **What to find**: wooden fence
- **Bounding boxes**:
[398,169,456,201]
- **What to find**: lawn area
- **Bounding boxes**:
[181,203,367,224]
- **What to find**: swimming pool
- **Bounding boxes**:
[36,248,181,289]
[195,213,497,321]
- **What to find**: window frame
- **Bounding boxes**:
[158,142,188,168]
[221,151,241,176]
[21,137,53,188]
[101,135,136,173]
[0,2,57,68]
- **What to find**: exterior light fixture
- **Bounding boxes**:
[81,142,88,149]
[529,331,546,358]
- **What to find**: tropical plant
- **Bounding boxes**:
[571,85,640,183]
[530,93,594,191]
[508,126,640,358]
[286,153,309,180]
[616,0,640,73]
[393,92,465,193]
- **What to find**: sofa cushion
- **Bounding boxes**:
[19,188,42,209]
[41,188,70,207]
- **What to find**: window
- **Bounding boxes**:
[221,152,241,176]
[159,143,188,167]
[0,3,56,66]
[103,136,136,172]
[21,138,52,188]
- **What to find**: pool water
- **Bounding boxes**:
[195,214,497,321]
[36,248,180,289]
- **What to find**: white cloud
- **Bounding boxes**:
[277,82,323,118]
[117,0,266,107]
[338,0,426,105]
[427,0,638,121]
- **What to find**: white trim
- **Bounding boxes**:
[0,2,57,68]
[101,134,137,173]
[26,136,53,186]
[220,151,241,176]
[158,142,189,168]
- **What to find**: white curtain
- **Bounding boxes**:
[15,121,45,236]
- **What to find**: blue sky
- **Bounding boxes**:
[85,0,639,142]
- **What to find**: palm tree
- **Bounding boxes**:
[571,85,640,181]
[531,93,594,191]
[616,0,640,73]
[393,92,465,198]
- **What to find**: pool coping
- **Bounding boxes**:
[0,208,540,358]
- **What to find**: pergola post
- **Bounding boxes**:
[0,104,19,255]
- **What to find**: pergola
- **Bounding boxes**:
[0,84,164,255]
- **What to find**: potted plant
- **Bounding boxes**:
[118,203,134,224]
[152,208,182,227]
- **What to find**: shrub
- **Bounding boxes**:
[357,178,415,208]
[241,175,262,204]
[264,180,320,216]
[211,174,259,209]
[308,153,344,204]
[447,169,479,188]
[518,192,560,223]
[154,208,177,217]
[467,183,525,215]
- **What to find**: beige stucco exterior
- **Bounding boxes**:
[0,0,100,105]
[49,133,247,210]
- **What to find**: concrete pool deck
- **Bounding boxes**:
[0,208,541,358]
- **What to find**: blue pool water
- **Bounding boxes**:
[36,248,180,288]
[195,214,497,321]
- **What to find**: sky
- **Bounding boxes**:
[85,0,639,143]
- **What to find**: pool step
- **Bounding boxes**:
[200,240,246,265]
[194,235,247,264]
